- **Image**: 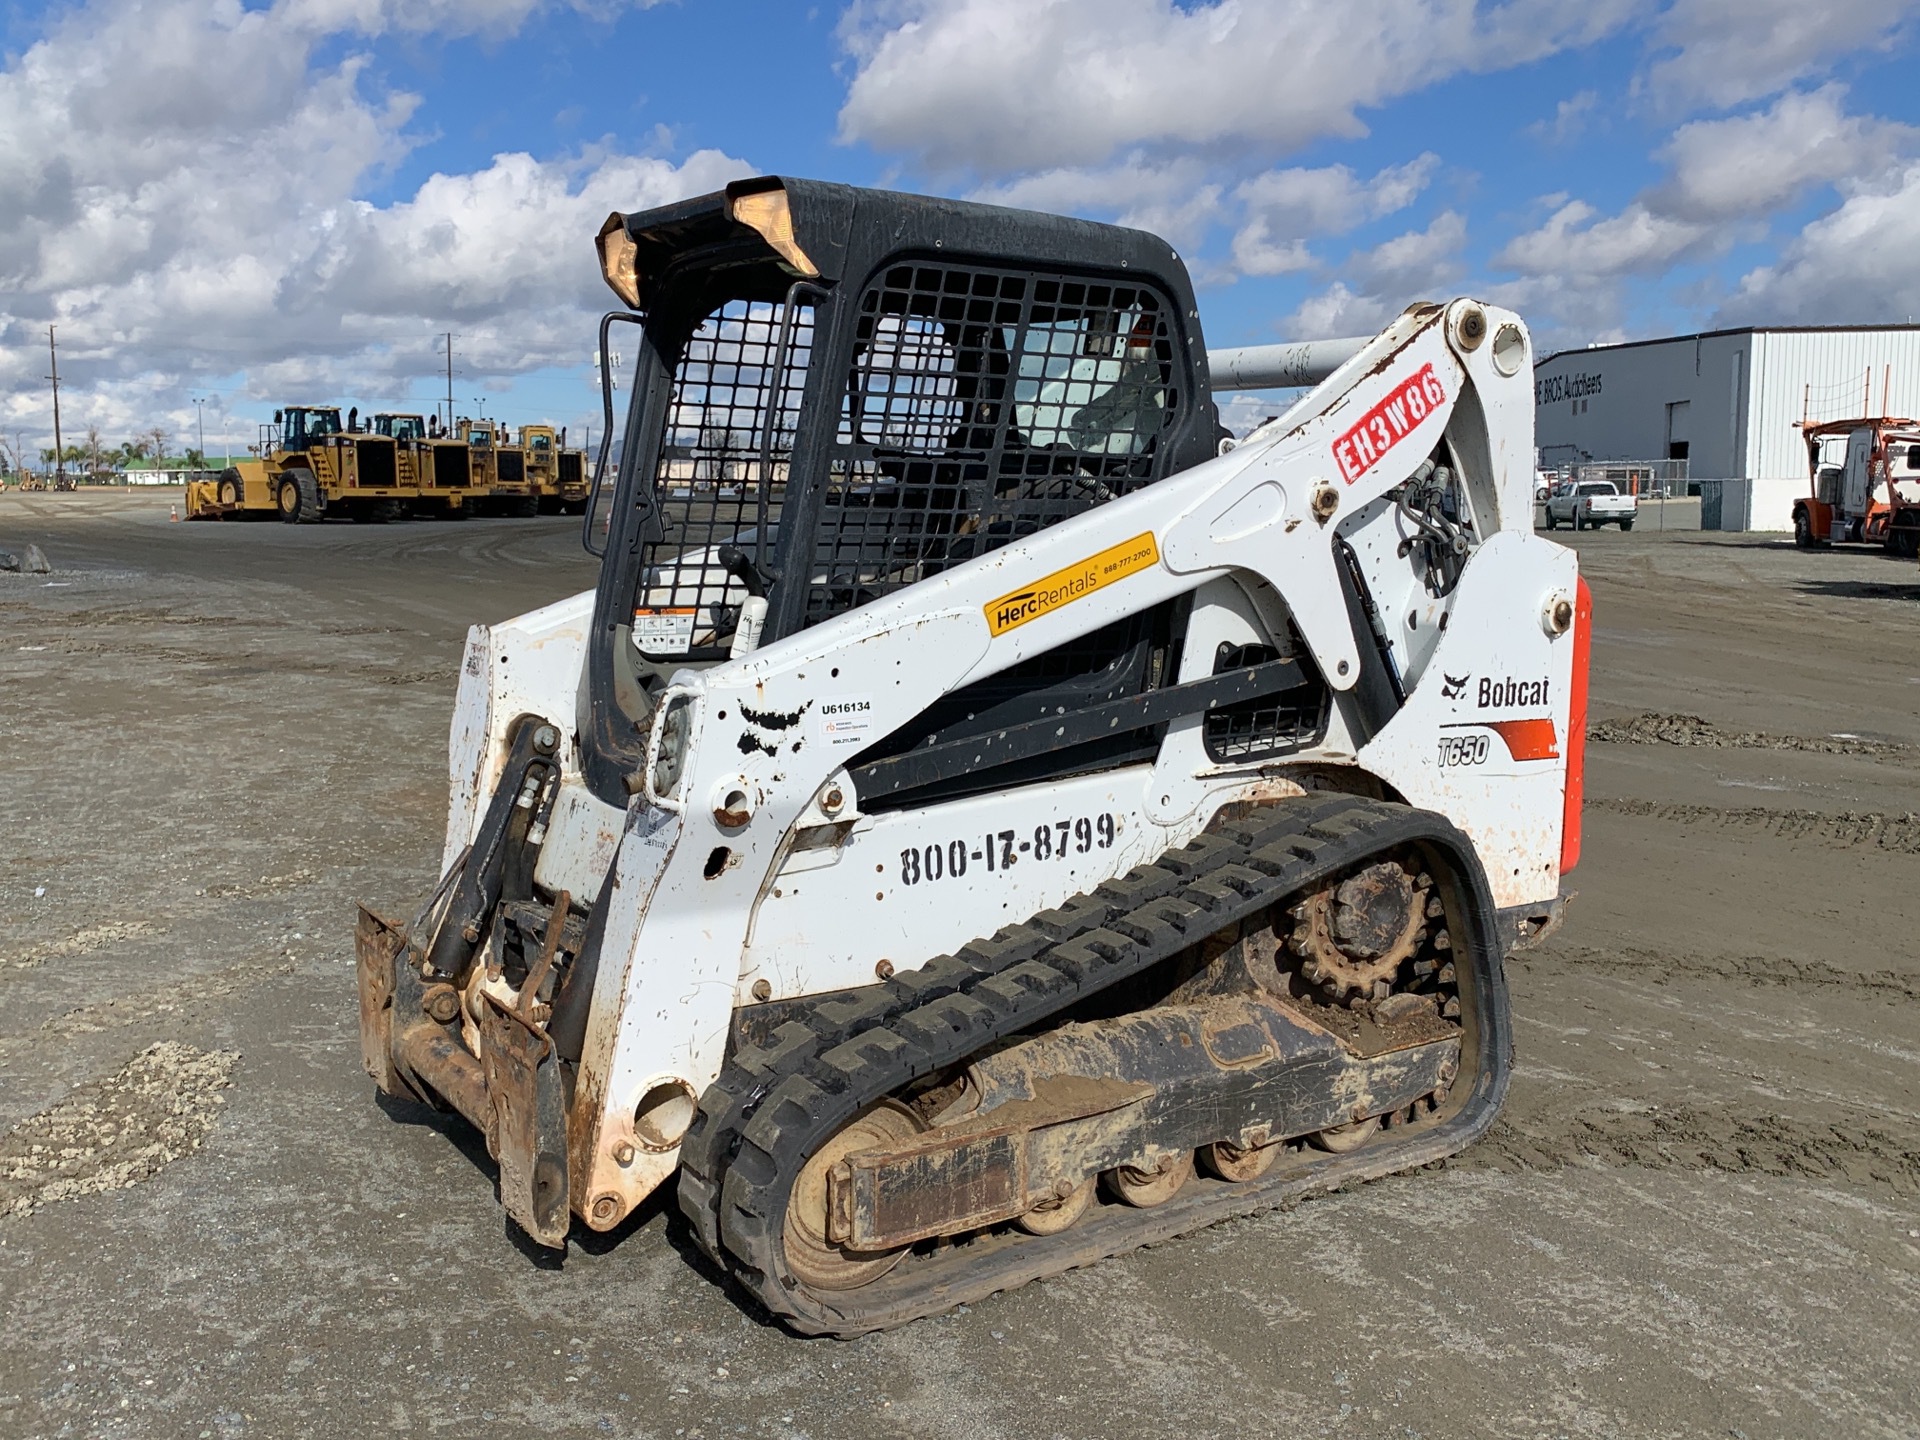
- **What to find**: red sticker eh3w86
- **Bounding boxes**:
[1333,363,1447,484]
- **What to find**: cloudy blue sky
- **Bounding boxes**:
[3,0,1918,457]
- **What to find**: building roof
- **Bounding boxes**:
[1537,322,1920,368]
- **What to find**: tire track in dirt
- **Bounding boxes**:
[1512,943,1920,1000]
[4,959,294,1046]
[5,920,159,972]
[26,638,452,686]
[0,604,405,636]
[0,1042,237,1220]
[1466,1102,1920,1195]
[1589,797,1920,854]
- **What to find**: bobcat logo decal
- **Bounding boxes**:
[1441,672,1470,700]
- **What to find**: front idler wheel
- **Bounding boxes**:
[782,1100,926,1292]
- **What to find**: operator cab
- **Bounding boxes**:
[278,405,342,453]
[374,413,427,441]
[580,177,1231,805]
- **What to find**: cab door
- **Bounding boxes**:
[1843,428,1874,516]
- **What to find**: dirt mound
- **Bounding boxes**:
[0,1042,238,1220]
[1588,710,1913,759]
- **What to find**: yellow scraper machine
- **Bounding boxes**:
[356,176,1589,1335]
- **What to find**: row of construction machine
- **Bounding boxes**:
[1792,415,1920,557]
[184,408,588,522]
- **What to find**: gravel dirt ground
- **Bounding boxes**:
[2,489,1917,1440]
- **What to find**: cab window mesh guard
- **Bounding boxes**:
[805,262,1179,628]
[630,297,814,657]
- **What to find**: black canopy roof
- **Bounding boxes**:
[605,175,1200,324]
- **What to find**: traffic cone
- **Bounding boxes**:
[169,504,178,522]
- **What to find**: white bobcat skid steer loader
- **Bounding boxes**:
[356,176,1590,1336]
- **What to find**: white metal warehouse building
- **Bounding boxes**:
[1532,325,1920,528]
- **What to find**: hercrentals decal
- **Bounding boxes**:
[1333,362,1448,484]
[985,532,1160,638]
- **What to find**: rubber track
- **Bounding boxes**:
[677,793,1513,1335]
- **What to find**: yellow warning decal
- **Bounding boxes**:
[984,532,1161,638]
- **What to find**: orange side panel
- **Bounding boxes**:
[1487,719,1560,761]
[1560,577,1592,873]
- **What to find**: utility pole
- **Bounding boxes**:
[443,332,456,432]
[47,326,64,484]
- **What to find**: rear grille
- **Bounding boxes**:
[432,446,469,488]
[354,438,396,489]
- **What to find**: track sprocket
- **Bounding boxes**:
[1286,859,1428,1003]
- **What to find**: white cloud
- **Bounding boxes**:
[970,156,1224,253]
[1226,154,1438,275]
[0,0,746,451]
[1497,199,1713,278]
[1347,209,1467,294]
[830,0,1920,359]
[1653,85,1917,221]
[1280,210,1467,340]
[837,0,1642,177]
[278,0,666,40]
[1235,155,1437,237]
[1645,0,1920,109]
[1498,86,1918,293]
[1487,88,1920,346]
[1281,282,1397,342]
[1731,159,1920,322]
[1529,90,1598,145]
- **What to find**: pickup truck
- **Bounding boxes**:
[1545,479,1637,531]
